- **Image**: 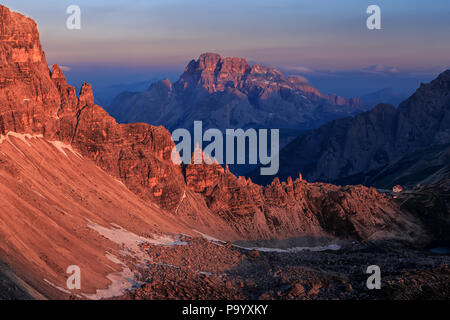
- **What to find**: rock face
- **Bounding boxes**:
[399,164,450,241]
[108,52,365,133]
[0,6,60,135]
[261,71,450,185]
[52,72,187,212]
[0,5,423,243]
[360,143,450,189]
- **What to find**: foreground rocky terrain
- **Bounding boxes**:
[117,237,450,300]
[0,5,448,300]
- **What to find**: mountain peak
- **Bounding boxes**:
[0,5,45,65]
[176,53,361,109]
[435,69,450,83]
[160,77,172,87]
[79,82,95,106]
[198,52,222,64]
[110,52,365,132]
[51,64,66,81]
[180,53,251,93]
[148,78,173,92]
[185,53,223,74]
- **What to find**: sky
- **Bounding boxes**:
[3,0,450,102]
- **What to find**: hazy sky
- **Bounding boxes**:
[3,0,449,101]
[4,0,450,69]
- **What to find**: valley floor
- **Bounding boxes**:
[114,237,450,300]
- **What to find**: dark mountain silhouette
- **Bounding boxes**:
[253,70,450,186]
[360,88,407,108]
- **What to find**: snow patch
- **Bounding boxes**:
[82,253,142,300]
[49,140,82,158]
[89,222,149,262]
[32,189,48,200]
[85,222,187,299]
[52,206,69,216]
[0,132,43,146]
[193,230,225,243]
[43,279,78,296]
[0,133,82,159]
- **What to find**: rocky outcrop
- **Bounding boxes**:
[184,158,420,241]
[262,70,450,186]
[108,53,366,133]
[0,6,60,136]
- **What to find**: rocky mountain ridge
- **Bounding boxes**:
[0,5,420,243]
[108,53,365,133]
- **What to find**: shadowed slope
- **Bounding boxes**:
[258,70,450,185]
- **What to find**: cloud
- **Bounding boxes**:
[59,65,72,72]
[284,66,314,74]
[361,64,400,74]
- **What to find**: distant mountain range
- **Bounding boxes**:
[360,88,407,108]
[90,79,161,107]
[108,53,368,134]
